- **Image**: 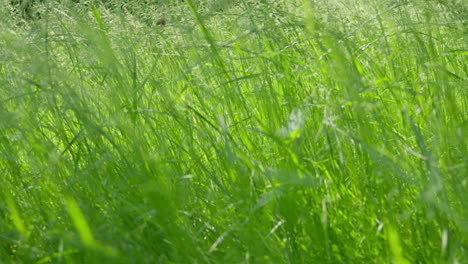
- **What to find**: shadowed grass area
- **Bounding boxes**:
[0,0,466,263]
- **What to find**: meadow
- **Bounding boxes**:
[0,0,466,263]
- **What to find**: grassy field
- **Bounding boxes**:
[0,0,466,263]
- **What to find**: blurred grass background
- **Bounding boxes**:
[0,0,466,263]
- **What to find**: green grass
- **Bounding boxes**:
[0,0,466,263]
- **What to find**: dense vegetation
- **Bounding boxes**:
[0,0,466,263]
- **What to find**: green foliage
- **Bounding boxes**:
[0,0,466,263]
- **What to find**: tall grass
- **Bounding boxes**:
[0,0,466,263]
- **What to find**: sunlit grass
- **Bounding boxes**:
[0,0,466,263]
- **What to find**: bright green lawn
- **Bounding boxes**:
[0,0,466,263]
